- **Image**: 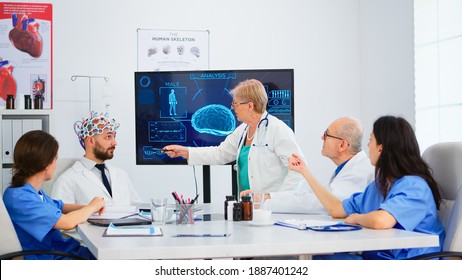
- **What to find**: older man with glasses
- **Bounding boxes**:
[264,117,374,214]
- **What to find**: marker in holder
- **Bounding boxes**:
[176,202,195,224]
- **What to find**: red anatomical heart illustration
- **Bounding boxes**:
[8,14,43,58]
[0,60,17,102]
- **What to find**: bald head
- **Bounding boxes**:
[331,117,364,154]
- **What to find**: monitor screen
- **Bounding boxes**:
[134,69,294,164]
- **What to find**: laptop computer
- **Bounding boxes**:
[87,217,152,227]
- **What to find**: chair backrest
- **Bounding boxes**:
[1,159,77,257]
[444,185,462,252]
[42,158,78,196]
[422,142,462,251]
[0,197,22,256]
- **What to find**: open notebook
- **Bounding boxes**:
[87,206,152,227]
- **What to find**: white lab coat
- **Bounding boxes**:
[265,150,375,213]
[188,112,306,194]
[51,159,142,206]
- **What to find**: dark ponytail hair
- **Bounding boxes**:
[11,130,59,187]
[372,116,442,209]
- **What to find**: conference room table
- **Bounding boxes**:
[77,204,440,260]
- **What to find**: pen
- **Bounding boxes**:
[118,213,152,221]
[172,192,182,204]
[150,147,171,152]
[190,194,200,204]
[173,234,230,237]
[118,213,138,219]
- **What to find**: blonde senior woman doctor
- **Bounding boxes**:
[164,79,306,199]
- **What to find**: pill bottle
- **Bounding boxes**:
[233,202,242,221]
[224,195,236,220]
[227,200,236,221]
[6,95,14,109]
[24,95,32,109]
[34,95,43,109]
[241,195,253,221]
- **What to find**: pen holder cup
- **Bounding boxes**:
[176,203,195,225]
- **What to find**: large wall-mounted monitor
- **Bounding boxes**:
[135,69,294,164]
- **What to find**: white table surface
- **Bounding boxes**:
[77,204,440,260]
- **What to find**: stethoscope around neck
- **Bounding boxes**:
[237,112,269,147]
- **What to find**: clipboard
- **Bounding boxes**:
[102,223,163,237]
[306,224,362,232]
[275,220,362,231]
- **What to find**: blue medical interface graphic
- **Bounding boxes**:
[159,87,187,118]
[267,89,291,115]
[142,146,170,160]
[148,121,187,142]
[191,104,236,136]
[135,69,294,164]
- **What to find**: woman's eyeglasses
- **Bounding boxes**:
[231,101,250,108]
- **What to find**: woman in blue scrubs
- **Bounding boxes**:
[3,130,105,260]
[288,115,444,260]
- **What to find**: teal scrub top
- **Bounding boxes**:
[238,144,251,193]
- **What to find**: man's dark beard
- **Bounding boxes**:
[94,141,115,161]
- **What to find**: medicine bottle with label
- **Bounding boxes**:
[233,202,242,221]
[6,95,14,109]
[241,195,253,221]
[224,195,236,220]
[24,95,32,109]
[227,200,236,221]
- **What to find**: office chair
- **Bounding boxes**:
[0,197,85,260]
[410,142,462,260]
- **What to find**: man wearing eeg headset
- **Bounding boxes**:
[164,79,306,204]
[52,111,142,206]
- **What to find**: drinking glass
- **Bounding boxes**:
[151,198,167,225]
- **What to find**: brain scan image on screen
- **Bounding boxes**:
[191,104,236,136]
[135,69,294,164]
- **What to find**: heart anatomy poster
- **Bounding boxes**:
[137,29,209,71]
[0,2,52,109]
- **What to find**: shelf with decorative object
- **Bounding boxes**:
[1,109,52,193]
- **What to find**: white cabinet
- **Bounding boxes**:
[1,110,52,193]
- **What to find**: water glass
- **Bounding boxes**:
[151,198,167,225]
[251,191,264,210]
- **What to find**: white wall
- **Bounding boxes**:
[359,0,416,136]
[3,0,414,204]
